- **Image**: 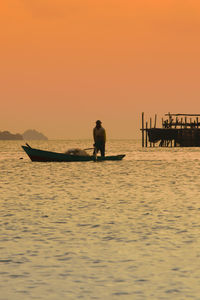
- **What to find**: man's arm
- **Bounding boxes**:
[103,128,106,143]
[93,128,96,143]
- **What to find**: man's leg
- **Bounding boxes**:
[93,143,99,155]
[100,143,105,157]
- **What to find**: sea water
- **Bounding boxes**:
[1,140,200,300]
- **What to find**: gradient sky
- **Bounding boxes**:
[1,0,200,139]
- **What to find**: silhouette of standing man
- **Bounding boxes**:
[93,120,106,157]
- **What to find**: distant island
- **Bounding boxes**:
[22,129,48,140]
[0,131,23,140]
[0,129,48,140]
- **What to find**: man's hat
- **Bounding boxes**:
[96,120,102,124]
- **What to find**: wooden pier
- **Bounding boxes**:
[141,113,200,147]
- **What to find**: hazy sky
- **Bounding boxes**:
[1,0,200,139]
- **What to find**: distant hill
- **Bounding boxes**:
[23,129,48,140]
[0,131,23,140]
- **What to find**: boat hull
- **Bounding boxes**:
[21,146,125,162]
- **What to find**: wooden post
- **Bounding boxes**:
[181,117,183,147]
[196,117,198,146]
[168,112,171,128]
[162,118,164,128]
[150,118,152,147]
[145,121,148,147]
[142,112,144,147]
[173,116,177,147]
[185,117,187,128]
[175,117,178,128]
[154,114,157,128]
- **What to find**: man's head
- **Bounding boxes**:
[96,120,102,127]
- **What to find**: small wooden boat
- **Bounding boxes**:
[21,144,125,162]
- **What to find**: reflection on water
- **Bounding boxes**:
[1,140,200,299]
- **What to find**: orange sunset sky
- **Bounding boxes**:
[1,0,200,139]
